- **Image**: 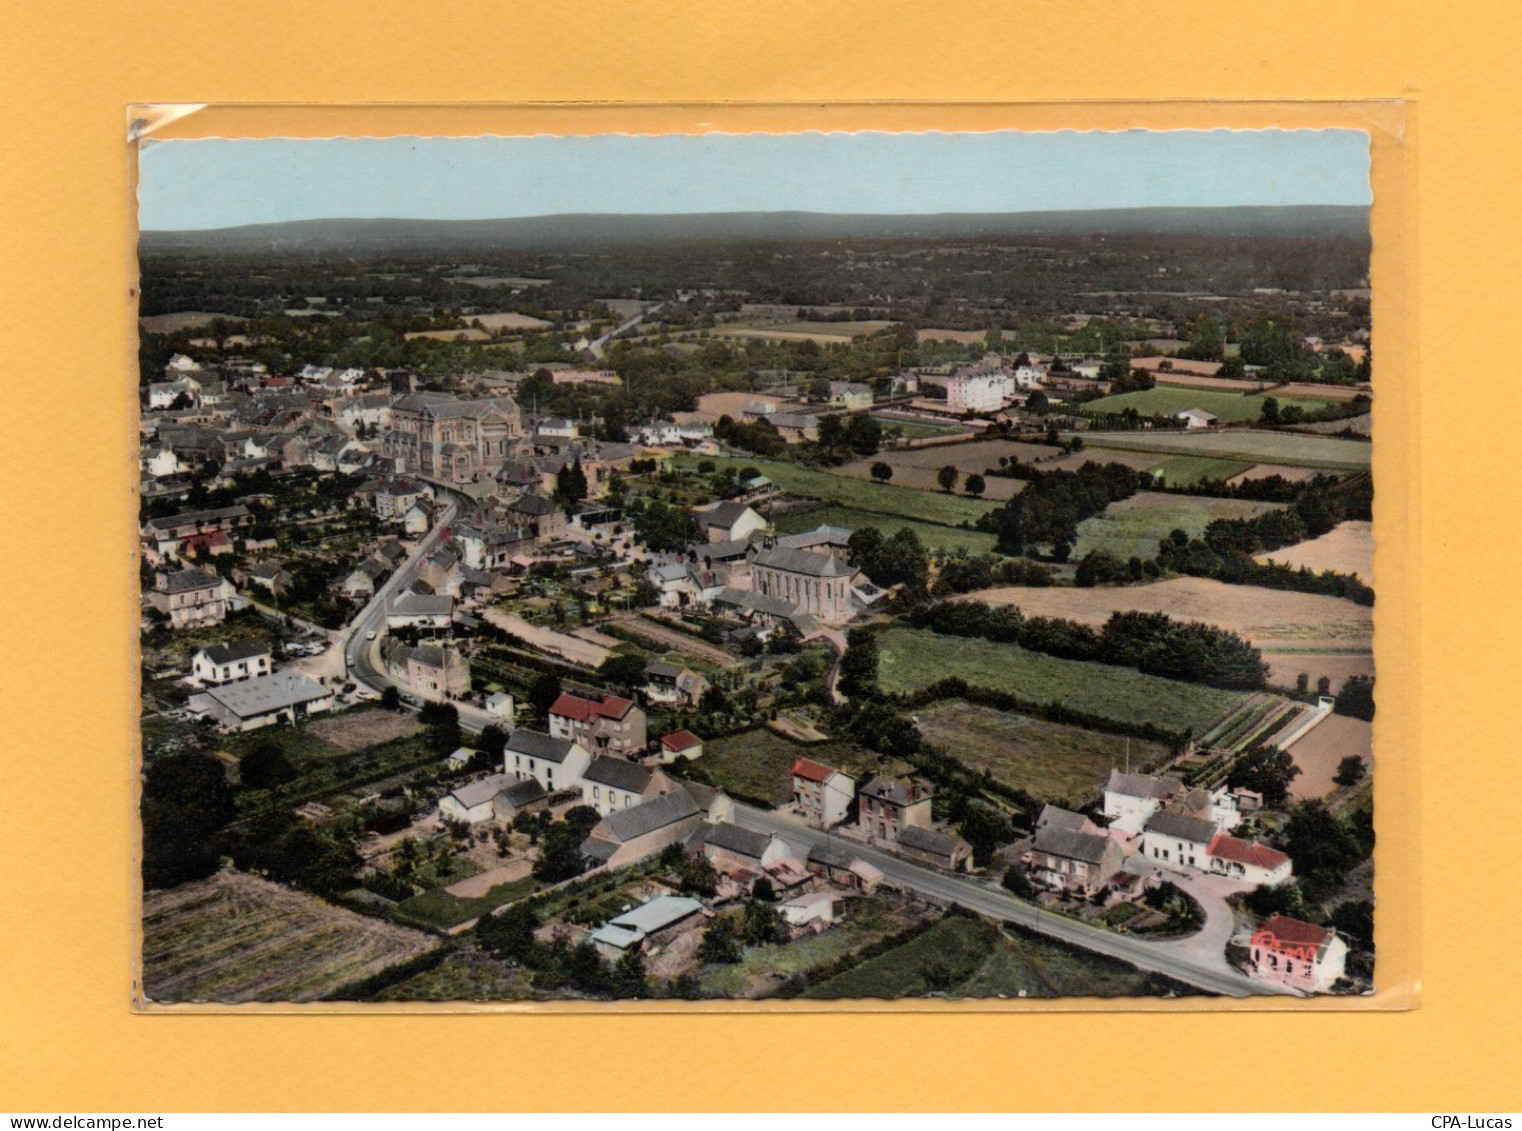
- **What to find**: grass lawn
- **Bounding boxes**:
[915,701,1170,806]
[874,418,970,440]
[1081,386,1329,423]
[673,454,1000,528]
[877,627,1246,736]
[774,504,999,555]
[804,914,1001,999]
[1074,430,1372,471]
[373,946,538,1001]
[1072,491,1283,560]
[390,876,541,932]
[1147,455,1256,488]
[699,727,867,807]
[698,898,915,997]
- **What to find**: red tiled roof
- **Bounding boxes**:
[1209,833,1290,871]
[1252,915,1328,951]
[661,729,701,752]
[550,692,634,722]
[791,758,834,784]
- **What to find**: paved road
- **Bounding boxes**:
[731,805,1291,998]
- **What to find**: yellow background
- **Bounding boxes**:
[0,0,1515,1111]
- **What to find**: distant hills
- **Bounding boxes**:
[140,206,1370,253]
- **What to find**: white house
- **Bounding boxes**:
[189,640,273,687]
[189,670,333,732]
[1175,408,1219,430]
[578,755,674,816]
[1102,770,1185,835]
[695,500,768,544]
[780,890,839,928]
[1139,810,1217,872]
[1206,832,1293,886]
[503,728,592,794]
[439,773,517,824]
[1249,915,1348,994]
[485,691,516,721]
[142,447,185,478]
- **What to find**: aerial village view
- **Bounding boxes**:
[137,132,1376,1004]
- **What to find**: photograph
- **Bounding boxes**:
[135,127,1377,1006]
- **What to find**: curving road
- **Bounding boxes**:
[731,805,1292,998]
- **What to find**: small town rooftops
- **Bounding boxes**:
[202,671,328,719]
[581,755,653,794]
[1208,832,1291,871]
[687,821,772,860]
[860,776,932,807]
[698,500,758,530]
[1031,824,1112,865]
[660,729,702,754]
[791,757,836,785]
[447,773,521,811]
[588,894,704,952]
[550,691,635,722]
[752,545,854,578]
[1106,770,1184,800]
[598,788,700,841]
[159,568,226,594]
[505,729,579,764]
[1252,915,1331,951]
[1037,804,1093,834]
[896,825,964,857]
[1144,810,1218,844]
[199,640,271,665]
[389,593,453,617]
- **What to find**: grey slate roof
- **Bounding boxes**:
[581,755,653,794]
[597,788,700,842]
[200,640,270,665]
[752,545,854,578]
[505,729,578,764]
[1037,805,1091,833]
[204,671,328,719]
[1106,770,1184,800]
[161,568,225,594]
[1031,825,1113,865]
[699,501,757,530]
[687,821,771,860]
[1143,810,1217,844]
[896,824,964,857]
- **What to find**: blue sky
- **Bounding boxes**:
[138,129,1370,231]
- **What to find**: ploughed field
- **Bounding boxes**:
[875,626,1249,736]
[1256,520,1373,582]
[1286,714,1374,801]
[957,577,1372,693]
[915,700,1170,806]
[142,870,436,1003]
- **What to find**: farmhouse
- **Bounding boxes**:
[1022,816,1125,897]
[828,381,873,410]
[504,729,592,794]
[658,729,704,763]
[894,824,973,873]
[1140,811,1217,871]
[1174,408,1219,430]
[579,755,674,816]
[806,841,884,894]
[857,776,933,845]
[548,691,648,759]
[1249,915,1348,993]
[578,787,708,870]
[189,640,273,686]
[146,568,237,629]
[791,758,856,829]
[1207,832,1293,886]
[695,500,768,543]
[190,670,333,732]
[438,773,543,825]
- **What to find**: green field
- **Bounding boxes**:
[673,454,1001,529]
[699,727,869,806]
[873,417,969,441]
[916,701,1170,806]
[390,876,541,932]
[775,504,998,555]
[374,947,538,1002]
[1072,491,1284,560]
[1082,386,1329,423]
[1076,430,1372,471]
[878,627,1247,736]
[1146,455,1256,488]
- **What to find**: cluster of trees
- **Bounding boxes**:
[622,494,698,553]
[476,901,651,998]
[531,805,602,883]
[553,459,588,508]
[713,414,787,457]
[979,461,1143,557]
[1100,352,1156,393]
[933,554,1055,595]
[1073,549,1159,587]
[837,626,880,698]
[815,413,881,459]
[906,600,1268,690]
[847,526,929,589]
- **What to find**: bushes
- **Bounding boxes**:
[980,460,1143,556]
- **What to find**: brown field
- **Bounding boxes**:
[1258,520,1373,582]
[306,707,423,752]
[1226,463,1323,486]
[404,328,490,342]
[1265,651,1374,694]
[142,871,436,1003]
[690,390,795,422]
[471,311,552,331]
[140,311,247,333]
[833,438,1068,499]
[1286,714,1373,800]
[958,576,1372,691]
[1045,448,1167,473]
[1154,373,1270,392]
